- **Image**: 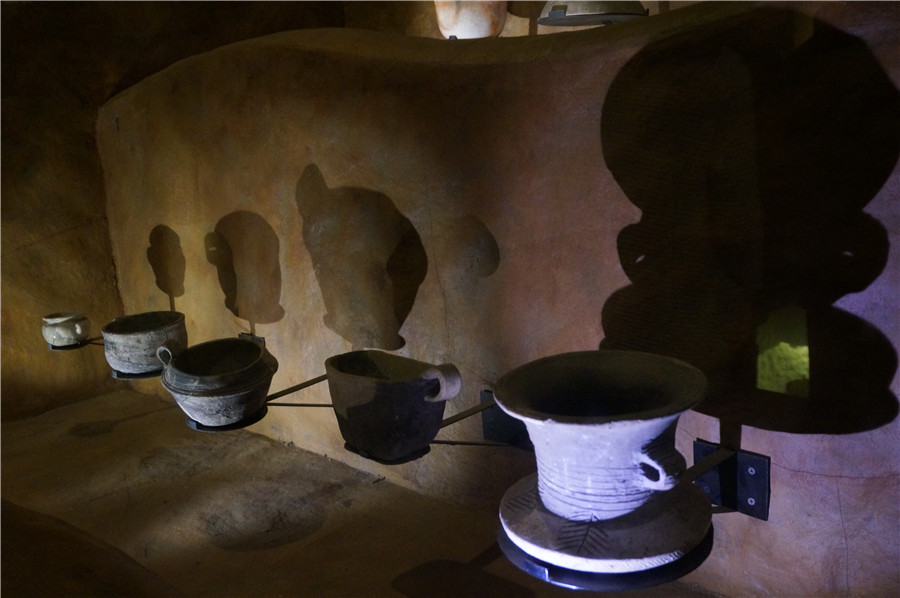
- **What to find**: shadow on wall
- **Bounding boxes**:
[205,211,285,333]
[295,164,428,350]
[146,225,186,312]
[1,499,186,597]
[599,7,900,434]
[443,214,501,285]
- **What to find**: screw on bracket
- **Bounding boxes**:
[692,439,771,521]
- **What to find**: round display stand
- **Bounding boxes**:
[498,472,713,588]
[497,523,713,591]
[185,406,268,432]
[111,368,162,380]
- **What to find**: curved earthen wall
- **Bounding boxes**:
[90,3,898,596]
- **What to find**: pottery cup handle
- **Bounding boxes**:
[423,364,462,402]
[637,451,679,492]
[156,343,175,367]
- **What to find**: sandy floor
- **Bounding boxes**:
[2,390,721,597]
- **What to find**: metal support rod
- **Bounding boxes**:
[683,446,736,483]
[439,396,496,429]
[266,374,328,402]
[268,403,333,408]
[430,439,516,447]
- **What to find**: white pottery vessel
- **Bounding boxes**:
[494,350,707,521]
[42,312,91,347]
[434,1,508,39]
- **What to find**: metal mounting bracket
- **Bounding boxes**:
[480,389,532,449]
[690,439,771,521]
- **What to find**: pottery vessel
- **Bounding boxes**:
[434,1,508,39]
[158,337,278,427]
[494,350,706,521]
[102,311,187,374]
[325,350,462,463]
[42,312,91,347]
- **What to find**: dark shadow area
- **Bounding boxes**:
[206,211,284,332]
[446,214,501,278]
[1,499,186,597]
[295,164,427,350]
[108,2,346,98]
[600,7,900,433]
[147,224,185,311]
[392,542,535,598]
[716,307,899,434]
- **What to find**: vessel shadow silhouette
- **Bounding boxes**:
[599,7,900,434]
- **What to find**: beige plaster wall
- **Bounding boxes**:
[91,2,898,597]
[97,21,636,497]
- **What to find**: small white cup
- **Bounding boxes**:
[42,312,91,347]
